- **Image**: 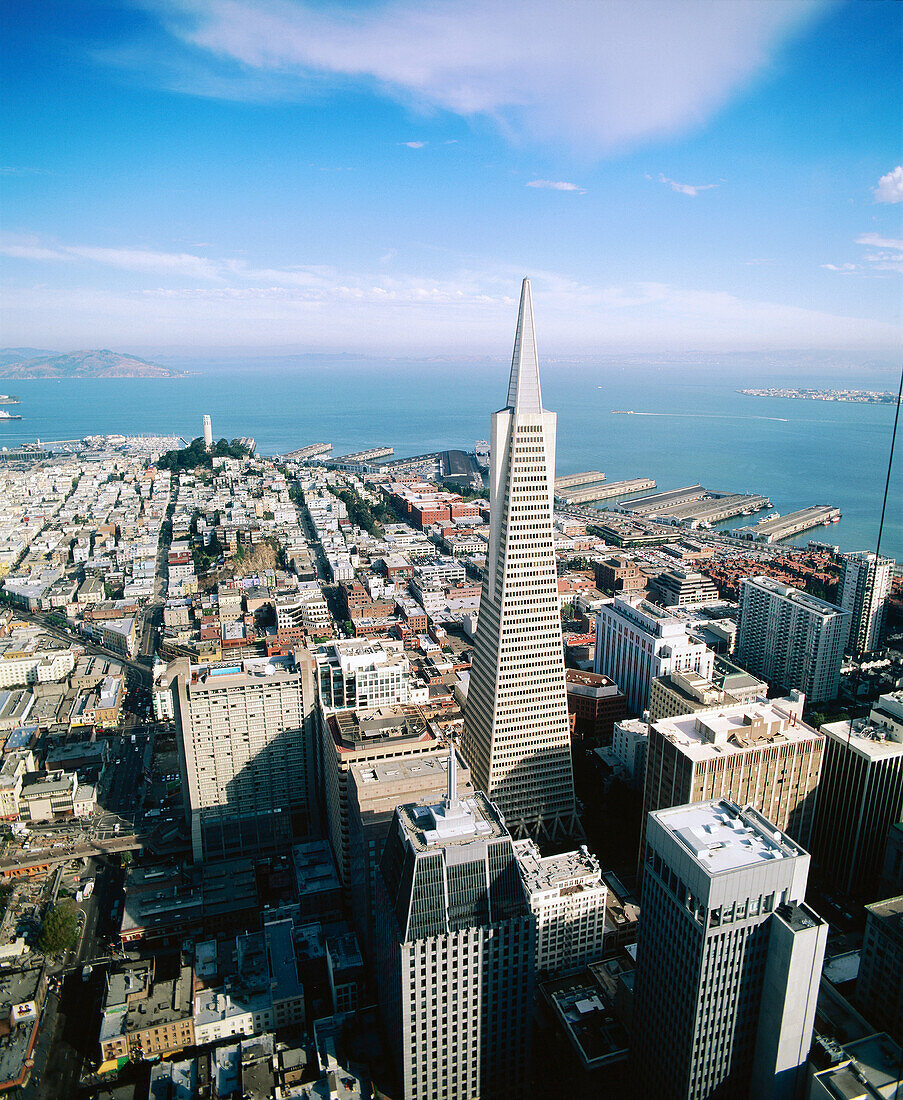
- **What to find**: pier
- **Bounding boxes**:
[558,477,655,505]
[554,471,606,491]
[284,442,332,460]
[621,484,706,514]
[732,506,841,543]
[334,446,394,463]
[621,485,771,527]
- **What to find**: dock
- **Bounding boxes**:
[558,477,655,505]
[284,442,332,460]
[621,485,706,514]
[732,506,841,543]
[554,471,606,491]
[621,485,771,527]
[334,446,393,463]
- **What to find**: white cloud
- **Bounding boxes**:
[2,251,898,352]
[821,263,858,272]
[874,166,903,204]
[146,0,826,154]
[658,173,718,197]
[856,233,903,251]
[853,233,903,274]
[400,140,426,148]
[0,237,222,279]
[526,179,584,193]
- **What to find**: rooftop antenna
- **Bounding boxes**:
[446,738,459,809]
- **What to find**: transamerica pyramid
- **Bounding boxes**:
[461,278,579,839]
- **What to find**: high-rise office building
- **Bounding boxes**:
[346,749,474,958]
[632,799,827,1100]
[461,278,577,838]
[375,757,535,1100]
[202,413,213,450]
[167,653,317,863]
[857,895,903,1044]
[643,693,823,850]
[838,550,894,655]
[810,691,903,898]
[594,597,715,716]
[736,576,848,705]
[321,705,442,885]
[514,839,607,974]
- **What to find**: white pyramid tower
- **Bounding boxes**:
[461,278,578,838]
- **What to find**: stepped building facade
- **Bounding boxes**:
[461,278,578,838]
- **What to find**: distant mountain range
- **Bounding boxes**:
[0,349,190,378]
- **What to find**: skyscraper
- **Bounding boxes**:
[838,550,894,655]
[736,576,848,704]
[461,278,577,838]
[810,691,903,898]
[632,799,827,1100]
[374,754,535,1100]
[166,653,318,863]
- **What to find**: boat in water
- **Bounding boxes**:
[0,410,22,421]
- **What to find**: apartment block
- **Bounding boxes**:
[168,653,318,863]
[736,576,848,704]
[594,598,715,716]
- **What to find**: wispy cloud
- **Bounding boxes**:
[400,140,426,148]
[3,239,898,352]
[138,0,826,155]
[856,233,903,251]
[821,263,858,273]
[526,179,584,193]
[656,173,718,197]
[0,167,50,176]
[874,166,903,204]
[851,233,903,275]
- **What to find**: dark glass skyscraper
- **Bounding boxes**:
[375,755,535,1100]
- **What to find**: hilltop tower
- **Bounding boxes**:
[461,278,578,838]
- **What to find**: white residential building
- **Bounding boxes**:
[167,653,318,863]
[838,550,894,654]
[736,576,848,705]
[594,598,715,716]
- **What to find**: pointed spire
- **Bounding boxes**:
[506,277,543,413]
[446,739,459,808]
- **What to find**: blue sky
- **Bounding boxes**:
[1,0,901,356]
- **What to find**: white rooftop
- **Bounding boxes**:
[652,696,818,762]
[654,800,801,874]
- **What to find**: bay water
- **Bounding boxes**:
[1,357,900,561]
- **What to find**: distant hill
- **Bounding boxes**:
[0,347,58,367]
[0,349,189,378]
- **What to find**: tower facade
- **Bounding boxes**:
[374,765,535,1100]
[838,550,894,655]
[632,800,827,1100]
[461,278,577,838]
[202,413,213,449]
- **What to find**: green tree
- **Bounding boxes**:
[38,901,79,954]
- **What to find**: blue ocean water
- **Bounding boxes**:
[1,358,900,561]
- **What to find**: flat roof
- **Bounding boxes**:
[652,799,802,874]
[651,698,819,762]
